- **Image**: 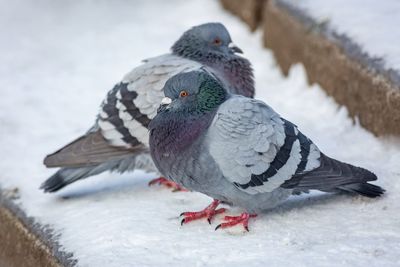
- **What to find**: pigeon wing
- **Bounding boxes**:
[98,54,204,148]
[44,130,146,168]
[207,96,321,195]
[44,55,202,168]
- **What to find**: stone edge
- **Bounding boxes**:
[0,188,77,267]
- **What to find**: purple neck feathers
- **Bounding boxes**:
[205,56,254,98]
[150,111,215,159]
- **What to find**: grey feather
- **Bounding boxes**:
[41,154,154,193]
[44,130,145,168]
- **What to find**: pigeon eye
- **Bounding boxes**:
[213,38,222,46]
[179,90,188,97]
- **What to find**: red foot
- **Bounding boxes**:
[215,213,257,232]
[180,199,226,225]
[148,177,188,192]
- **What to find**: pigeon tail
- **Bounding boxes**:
[41,154,141,193]
[327,156,385,198]
[41,165,103,193]
[282,153,385,198]
[336,182,385,198]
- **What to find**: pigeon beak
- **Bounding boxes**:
[157,97,172,113]
[157,105,166,113]
[229,42,243,54]
[161,97,172,105]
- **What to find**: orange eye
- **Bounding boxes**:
[179,90,188,97]
[213,38,222,46]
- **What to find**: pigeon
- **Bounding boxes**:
[149,70,385,231]
[41,22,254,193]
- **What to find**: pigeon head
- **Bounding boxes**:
[149,70,228,158]
[171,22,243,61]
[172,22,254,98]
[159,70,228,115]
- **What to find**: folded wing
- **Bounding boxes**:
[207,96,321,195]
[98,54,204,148]
[44,130,146,168]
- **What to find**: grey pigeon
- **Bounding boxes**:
[149,70,384,231]
[41,22,254,193]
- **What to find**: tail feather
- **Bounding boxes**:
[337,183,385,198]
[282,153,385,198]
[41,155,141,193]
[41,166,105,193]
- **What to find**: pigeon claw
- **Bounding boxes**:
[215,213,257,232]
[148,177,188,192]
[180,199,226,226]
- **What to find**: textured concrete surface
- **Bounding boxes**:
[0,188,76,267]
[220,0,265,31]
[262,1,400,136]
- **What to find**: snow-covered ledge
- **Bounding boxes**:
[220,0,264,31]
[221,0,400,136]
[0,188,75,267]
[266,0,400,136]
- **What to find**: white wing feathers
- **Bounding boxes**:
[98,54,203,148]
[124,54,203,118]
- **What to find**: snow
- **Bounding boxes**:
[280,0,400,73]
[1,0,400,266]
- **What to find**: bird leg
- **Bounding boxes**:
[148,177,188,192]
[215,213,257,232]
[180,199,226,225]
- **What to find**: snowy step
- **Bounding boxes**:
[1,1,399,267]
[0,188,75,267]
[221,0,400,136]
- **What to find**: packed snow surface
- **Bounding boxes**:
[281,0,400,73]
[0,0,399,266]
